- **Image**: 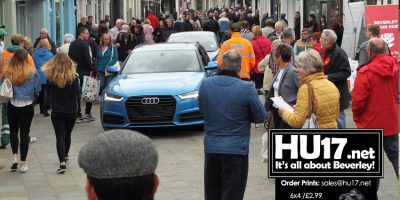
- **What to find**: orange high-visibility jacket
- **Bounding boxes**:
[217,32,255,79]
[1,50,35,76]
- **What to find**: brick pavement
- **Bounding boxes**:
[0,105,397,200]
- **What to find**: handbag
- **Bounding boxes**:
[0,78,13,103]
[82,72,100,103]
[105,46,121,77]
[302,83,319,128]
[261,112,274,162]
[263,57,273,90]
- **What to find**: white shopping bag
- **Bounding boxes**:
[261,132,268,163]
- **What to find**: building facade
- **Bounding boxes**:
[2,0,397,48]
[0,0,76,47]
[76,0,111,24]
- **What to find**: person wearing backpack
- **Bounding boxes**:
[116,25,137,65]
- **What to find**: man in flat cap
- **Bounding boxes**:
[78,130,159,200]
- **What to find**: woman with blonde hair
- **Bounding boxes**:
[77,16,91,37]
[23,37,33,54]
[143,19,154,44]
[32,39,53,116]
[279,49,339,128]
[95,33,118,94]
[42,53,80,174]
[251,25,272,94]
[4,49,41,173]
[193,20,202,31]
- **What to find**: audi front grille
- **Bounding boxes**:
[125,95,176,124]
[103,114,125,124]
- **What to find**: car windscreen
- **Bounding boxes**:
[122,50,201,74]
[167,36,218,52]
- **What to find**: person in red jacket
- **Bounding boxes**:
[310,32,321,52]
[146,10,159,31]
[351,38,399,177]
[251,25,271,94]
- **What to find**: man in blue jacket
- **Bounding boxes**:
[199,50,266,200]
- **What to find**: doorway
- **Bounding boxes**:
[16,1,29,37]
[303,0,343,29]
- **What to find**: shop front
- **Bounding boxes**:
[162,0,176,16]
[303,0,343,29]
[142,0,161,19]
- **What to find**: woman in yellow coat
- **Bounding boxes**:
[278,49,340,128]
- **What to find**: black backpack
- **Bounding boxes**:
[117,33,137,45]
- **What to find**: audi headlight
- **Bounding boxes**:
[104,93,124,102]
[178,91,198,100]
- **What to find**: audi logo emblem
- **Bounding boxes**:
[141,97,160,104]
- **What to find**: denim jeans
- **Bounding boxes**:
[337,110,346,129]
[98,72,114,95]
[78,75,92,116]
[383,134,398,177]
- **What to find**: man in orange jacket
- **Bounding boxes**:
[1,34,35,75]
[217,23,255,80]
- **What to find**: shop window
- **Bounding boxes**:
[162,0,175,16]
[196,0,202,11]
[142,0,161,19]
[304,0,343,29]
[16,1,28,37]
[367,0,377,4]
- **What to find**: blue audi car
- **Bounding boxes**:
[100,43,217,130]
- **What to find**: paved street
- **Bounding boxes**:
[0,104,397,200]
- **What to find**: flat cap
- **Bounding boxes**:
[78,129,158,179]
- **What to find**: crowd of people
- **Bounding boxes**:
[0,4,397,200]
[196,6,395,200]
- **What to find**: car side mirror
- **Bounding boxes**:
[205,61,218,70]
[106,66,119,74]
